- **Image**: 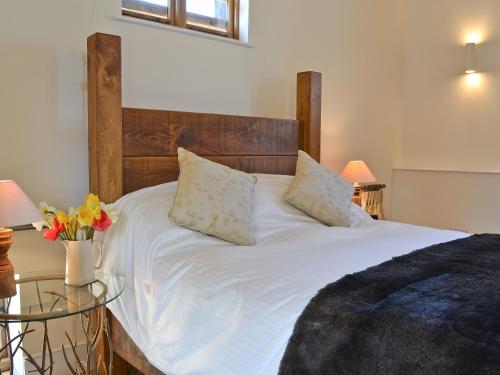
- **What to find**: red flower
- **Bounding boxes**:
[43,218,65,241]
[92,210,112,232]
[54,219,66,233]
[43,228,59,240]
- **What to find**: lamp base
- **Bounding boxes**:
[0,228,16,298]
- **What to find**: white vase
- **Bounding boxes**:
[62,240,101,286]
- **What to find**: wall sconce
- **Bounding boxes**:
[465,42,477,74]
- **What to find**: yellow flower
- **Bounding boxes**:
[55,211,68,227]
[83,193,101,219]
[76,206,94,227]
[67,210,78,229]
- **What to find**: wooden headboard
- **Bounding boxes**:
[87,33,321,203]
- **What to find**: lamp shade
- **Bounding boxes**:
[341,160,376,185]
[0,180,42,228]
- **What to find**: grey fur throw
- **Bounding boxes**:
[279,234,500,375]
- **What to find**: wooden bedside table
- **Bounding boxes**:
[352,195,361,206]
[352,184,386,220]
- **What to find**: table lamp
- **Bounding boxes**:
[341,160,376,202]
[0,180,42,297]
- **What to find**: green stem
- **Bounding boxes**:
[74,221,78,241]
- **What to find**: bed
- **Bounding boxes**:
[87,31,322,373]
[87,33,497,375]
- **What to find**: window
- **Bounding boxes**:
[122,0,171,23]
[122,0,240,39]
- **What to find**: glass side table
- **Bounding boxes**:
[0,271,123,375]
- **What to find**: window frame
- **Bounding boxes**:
[122,0,240,40]
[122,0,174,24]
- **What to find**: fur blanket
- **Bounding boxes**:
[279,234,500,375]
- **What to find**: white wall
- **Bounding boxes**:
[392,169,500,233]
[392,0,500,233]
[0,0,402,213]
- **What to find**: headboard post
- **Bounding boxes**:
[87,33,123,203]
[296,71,322,162]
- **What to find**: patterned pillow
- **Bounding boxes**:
[168,148,257,245]
[284,151,354,226]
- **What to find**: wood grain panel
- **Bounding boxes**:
[123,155,297,193]
[123,108,299,157]
[297,71,321,162]
[87,33,123,203]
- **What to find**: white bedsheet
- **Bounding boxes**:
[100,175,467,375]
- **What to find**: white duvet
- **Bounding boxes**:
[100,174,467,375]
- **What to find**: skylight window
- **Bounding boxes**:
[122,0,240,40]
[187,0,229,34]
[122,0,170,23]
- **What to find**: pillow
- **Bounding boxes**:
[168,148,257,245]
[284,151,354,226]
[252,174,372,226]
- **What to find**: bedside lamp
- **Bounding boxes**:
[341,160,376,202]
[0,180,42,297]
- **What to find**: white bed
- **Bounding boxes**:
[99,174,467,375]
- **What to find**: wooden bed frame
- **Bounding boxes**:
[87,32,321,374]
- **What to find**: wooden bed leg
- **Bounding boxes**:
[297,71,322,162]
[112,353,129,374]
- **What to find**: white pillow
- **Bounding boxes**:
[252,174,371,226]
[284,151,354,226]
[168,148,257,245]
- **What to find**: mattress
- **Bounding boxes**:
[99,174,467,375]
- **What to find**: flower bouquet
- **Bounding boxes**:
[34,194,117,286]
[35,193,117,241]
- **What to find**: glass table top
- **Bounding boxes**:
[0,271,124,322]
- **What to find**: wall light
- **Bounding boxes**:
[465,42,477,74]
[465,32,482,44]
[465,72,481,87]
